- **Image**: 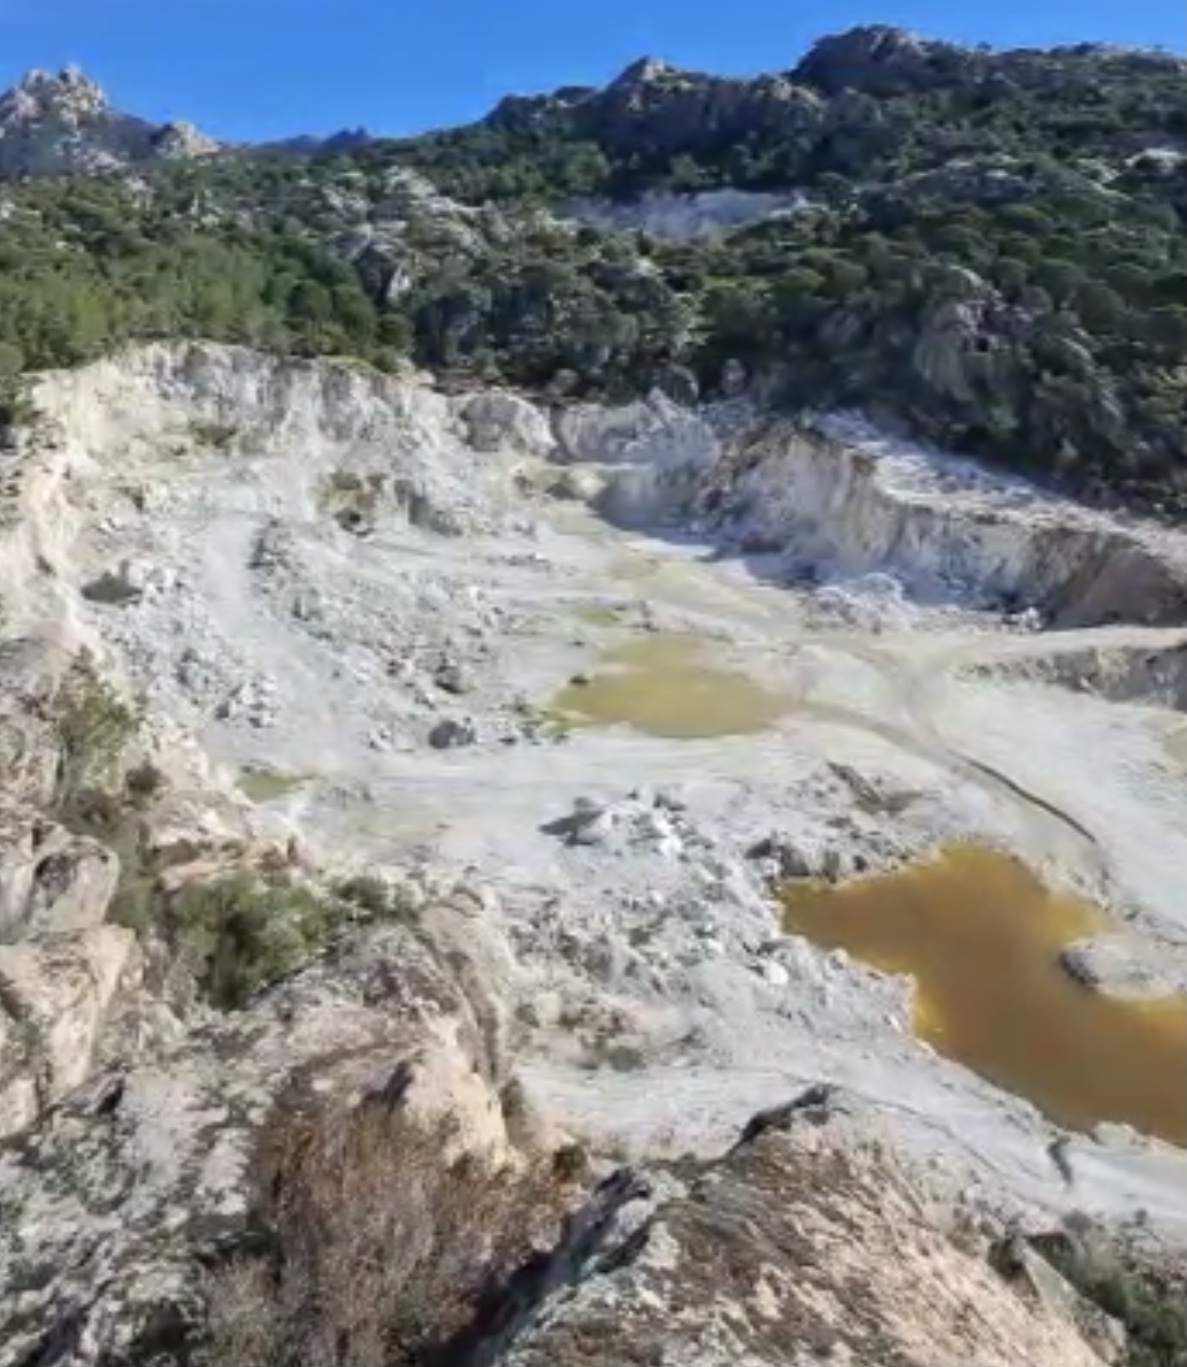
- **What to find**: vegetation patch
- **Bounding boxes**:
[51,661,139,812]
[333,872,420,924]
[1039,1227,1187,1367]
[188,419,240,450]
[202,1103,568,1366]
[237,766,311,804]
[166,873,336,1010]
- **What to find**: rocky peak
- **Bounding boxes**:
[151,119,219,160]
[0,65,218,178]
[263,126,373,158]
[793,24,978,94]
[0,64,109,125]
[609,55,679,90]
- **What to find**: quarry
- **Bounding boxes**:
[2,341,1186,1363]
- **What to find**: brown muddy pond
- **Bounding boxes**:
[781,844,1187,1146]
[551,635,785,739]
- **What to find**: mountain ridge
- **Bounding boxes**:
[0,25,1184,512]
[0,26,1182,177]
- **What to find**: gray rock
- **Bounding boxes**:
[0,900,517,1364]
[428,716,479,749]
[1059,934,1187,1000]
[434,659,471,695]
[0,807,119,940]
[0,66,218,179]
[81,562,145,607]
[569,808,618,847]
[0,924,139,1139]
[746,833,820,880]
[991,1234,1127,1365]
[546,467,605,504]
[503,1098,1107,1367]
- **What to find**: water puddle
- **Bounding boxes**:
[238,767,311,803]
[781,844,1187,1146]
[550,635,785,739]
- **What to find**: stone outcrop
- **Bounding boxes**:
[487,26,1181,174]
[0,809,118,941]
[795,25,1183,95]
[0,67,217,179]
[0,889,518,1367]
[488,54,829,157]
[1060,932,1187,1000]
[696,412,1187,628]
[0,924,138,1140]
[497,1093,1109,1367]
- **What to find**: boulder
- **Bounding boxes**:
[0,924,138,1138]
[428,716,479,750]
[0,636,72,807]
[1059,933,1187,1000]
[991,1233,1127,1364]
[455,391,555,458]
[0,805,119,940]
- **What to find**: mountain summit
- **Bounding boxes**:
[0,64,217,177]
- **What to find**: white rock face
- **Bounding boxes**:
[548,391,1187,630]
[563,187,809,240]
[703,411,1187,627]
[457,389,556,456]
[553,390,727,525]
[32,343,550,526]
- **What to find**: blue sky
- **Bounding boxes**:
[0,0,1182,142]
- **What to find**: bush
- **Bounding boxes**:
[204,1105,565,1366]
[169,874,336,1009]
[333,873,419,923]
[1041,1229,1187,1367]
[52,662,139,810]
[0,375,38,439]
[189,419,240,450]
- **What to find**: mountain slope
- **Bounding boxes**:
[0,28,1184,509]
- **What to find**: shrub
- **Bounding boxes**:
[204,1105,565,1366]
[1041,1229,1187,1367]
[169,874,336,1009]
[188,419,240,450]
[52,662,138,810]
[105,856,160,937]
[333,873,419,923]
